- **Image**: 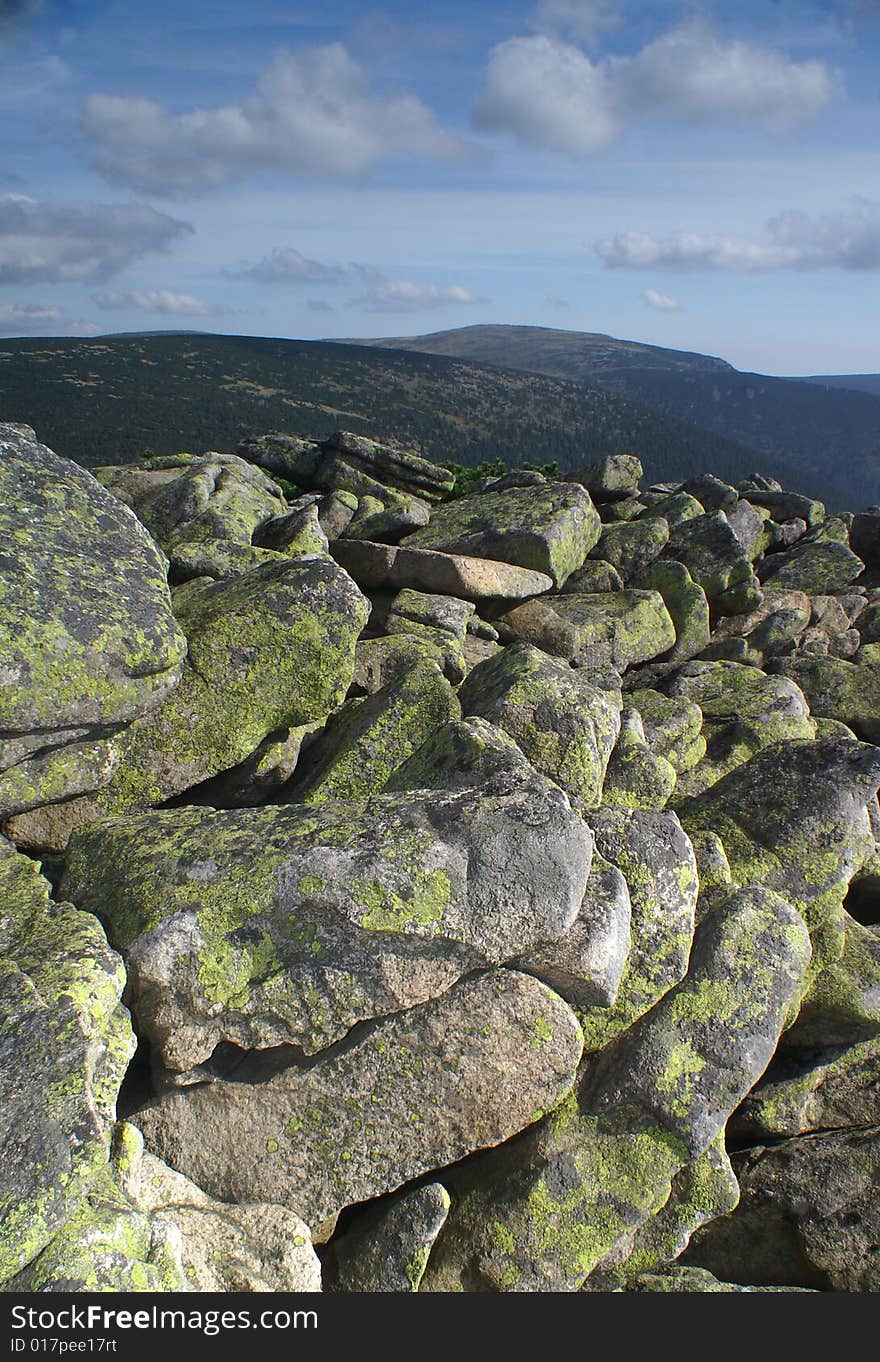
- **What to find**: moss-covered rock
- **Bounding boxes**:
[760,538,865,594]
[590,518,669,582]
[0,424,186,818]
[601,710,678,810]
[661,510,758,612]
[624,690,705,775]
[637,559,710,667]
[62,776,592,1069]
[497,591,676,673]
[405,481,601,588]
[0,846,134,1286]
[458,641,621,809]
[773,654,880,743]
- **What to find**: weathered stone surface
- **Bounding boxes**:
[679,738,880,995]
[60,556,370,822]
[662,511,759,612]
[385,717,536,795]
[9,1122,321,1292]
[773,655,880,743]
[733,1034,880,1142]
[328,1183,450,1293]
[173,723,321,809]
[724,498,765,559]
[685,1126,880,1291]
[252,503,329,556]
[516,851,631,1010]
[422,886,807,1293]
[405,482,601,588]
[637,559,710,667]
[601,710,677,810]
[760,538,864,594]
[590,518,669,581]
[584,886,811,1156]
[569,454,643,502]
[286,659,461,806]
[579,808,698,1053]
[136,970,584,1228]
[664,661,816,798]
[239,429,454,503]
[625,690,705,775]
[63,778,593,1069]
[561,559,624,593]
[342,489,431,542]
[458,642,621,809]
[330,539,553,601]
[0,425,186,816]
[0,846,134,1286]
[96,451,288,560]
[743,487,824,527]
[680,474,738,514]
[497,591,676,672]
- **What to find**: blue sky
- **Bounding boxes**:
[1,0,878,373]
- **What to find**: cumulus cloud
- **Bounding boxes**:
[235,247,347,285]
[642,288,683,311]
[349,269,488,313]
[0,303,99,337]
[83,44,473,195]
[0,194,192,284]
[92,289,234,316]
[597,201,880,272]
[473,23,835,154]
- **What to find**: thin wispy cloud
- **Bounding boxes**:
[0,194,192,284]
[643,288,683,310]
[92,289,235,317]
[348,268,489,313]
[473,23,836,155]
[0,302,99,336]
[597,201,880,272]
[234,247,347,285]
[83,44,475,195]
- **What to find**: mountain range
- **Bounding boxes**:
[0,325,877,508]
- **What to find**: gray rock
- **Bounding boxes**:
[329,539,553,601]
[136,969,584,1229]
[569,454,643,503]
[458,642,621,810]
[0,425,186,817]
[662,511,760,612]
[772,655,880,743]
[62,777,593,1070]
[0,847,134,1286]
[496,591,676,673]
[328,1183,450,1292]
[405,482,601,588]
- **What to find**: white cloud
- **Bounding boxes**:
[92,289,234,316]
[0,303,99,337]
[235,247,347,285]
[472,23,835,155]
[642,288,683,311]
[597,202,880,272]
[0,195,192,284]
[83,44,473,195]
[349,270,488,313]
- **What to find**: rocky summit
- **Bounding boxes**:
[3,419,880,1295]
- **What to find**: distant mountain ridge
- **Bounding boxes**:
[0,331,768,488]
[343,325,880,508]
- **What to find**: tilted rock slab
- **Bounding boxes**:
[405,481,601,588]
[330,539,554,601]
[0,424,186,818]
[328,1182,451,1293]
[497,591,676,672]
[0,845,134,1285]
[136,969,584,1229]
[63,778,593,1070]
[421,886,809,1292]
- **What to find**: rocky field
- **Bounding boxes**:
[2,419,880,1293]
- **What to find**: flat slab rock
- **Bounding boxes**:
[136,969,584,1229]
[329,539,553,600]
[62,777,593,1070]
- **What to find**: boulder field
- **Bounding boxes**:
[3,420,880,1293]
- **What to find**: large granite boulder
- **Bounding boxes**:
[0,425,186,820]
[62,776,593,1070]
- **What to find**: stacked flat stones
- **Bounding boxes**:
[3,421,880,1293]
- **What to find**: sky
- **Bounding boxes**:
[1,0,879,374]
